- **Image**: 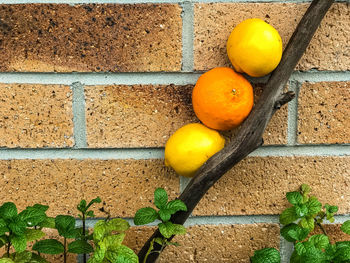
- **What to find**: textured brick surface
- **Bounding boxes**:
[194,3,349,71]
[85,84,286,147]
[0,4,182,72]
[158,224,280,262]
[85,85,196,147]
[0,159,179,217]
[298,82,350,144]
[0,84,73,147]
[194,156,350,216]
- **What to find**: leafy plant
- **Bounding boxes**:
[134,188,187,263]
[250,184,350,263]
[88,218,138,263]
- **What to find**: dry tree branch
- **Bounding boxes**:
[138,0,334,262]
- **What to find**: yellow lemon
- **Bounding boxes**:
[227,18,282,77]
[164,123,225,177]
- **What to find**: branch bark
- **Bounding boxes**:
[138,0,334,261]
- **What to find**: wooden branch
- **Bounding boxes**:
[138,0,334,261]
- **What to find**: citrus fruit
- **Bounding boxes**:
[164,123,225,177]
[192,67,254,131]
[226,18,282,77]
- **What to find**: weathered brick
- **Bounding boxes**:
[298,81,350,144]
[0,159,179,217]
[0,83,73,147]
[85,85,196,147]
[194,156,350,216]
[0,4,182,72]
[85,84,286,147]
[158,224,280,262]
[194,3,349,71]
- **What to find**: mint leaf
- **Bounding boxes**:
[0,202,17,219]
[172,224,186,235]
[166,200,187,214]
[158,209,171,222]
[9,218,27,235]
[286,192,303,205]
[158,221,175,239]
[281,224,309,242]
[309,234,329,250]
[55,215,76,238]
[11,235,27,252]
[93,220,107,241]
[279,207,298,225]
[86,197,101,210]
[154,188,168,209]
[93,242,107,261]
[134,207,158,225]
[325,204,338,214]
[299,216,315,231]
[0,258,14,263]
[38,217,55,229]
[250,248,280,263]
[295,204,308,217]
[86,211,95,218]
[13,251,32,263]
[18,206,47,226]
[30,253,50,263]
[77,200,87,213]
[341,220,350,235]
[334,244,350,261]
[25,229,45,242]
[33,239,64,254]
[106,218,130,232]
[106,245,138,263]
[103,233,126,249]
[68,240,94,254]
[306,196,322,215]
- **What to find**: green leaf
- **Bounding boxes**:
[286,192,303,205]
[294,243,307,256]
[103,233,126,249]
[0,258,14,263]
[93,241,107,261]
[309,234,329,250]
[134,207,158,225]
[0,219,6,228]
[0,226,9,236]
[0,202,17,220]
[299,216,315,231]
[106,218,130,232]
[10,235,27,252]
[25,229,45,242]
[77,200,87,212]
[107,245,138,263]
[341,220,350,235]
[280,224,309,242]
[295,204,308,217]
[306,196,322,216]
[324,243,337,260]
[19,206,47,226]
[31,204,49,213]
[55,215,76,238]
[158,221,174,239]
[301,184,311,195]
[334,245,350,261]
[67,240,94,254]
[86,197,101,210]
[30,253,50,263]
[13,251,32,263]
[86,211,95,218]
[38,217,55,229]
[153,237,164,245]
[166,200,187,214]
[279,207,298,225]
[158,209,171,222]
[32,239,64,254]
[172,224,186,235]
[250,248,281,263]
[154,188,168,209]
[8,218,27,236]
[325,204,338,214]
[93,220,107,242]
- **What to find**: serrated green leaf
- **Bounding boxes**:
[32,239,64,254]
[0,203,17,220]
[67,240,94,254]
[301,184,311,195]
[25,229,45,242]
[19,206,48,226]
[306,196,322,216]
[172,224,186,235]
[106,218,130,232]
[55,215,76,238]
[134,207,158,226]
[341,220,350,235]
[10,235,27,252]
[334,245,350,261]
[336,241,350,249]
[93,241,107,261]
[13,250,32,263]
[38,217,55,229]
[158,221,174,239]
[295,242,307,256]
[281,224,309,242]
[9,218,27,235]
[154,237,163,245]
[250,247,281,263]
[158,209,171,222]
[0,258,14,263]
[286,192,303,205]
[78,199,87,212]
[295,204,308,217]
[103,233,126,249]
[93,220,107,242]
[0,219,6,228]
[299,216,315,231]
[325,204,338,214]
[309,234,329,250]
[86,197,101,210]
[107,245,138,263]
[30,253,50,263]
[86,211,95,218]
[279,207,298,225]
[0,226,9,236]
[154,188,168,209]
[166,200,187,214]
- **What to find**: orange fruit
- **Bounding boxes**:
[192,67,254,131]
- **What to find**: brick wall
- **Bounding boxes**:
[0,0,349,262]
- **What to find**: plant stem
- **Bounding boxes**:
[82,212,87,263]
[316,221,327,236]
[143,239,155,263]
[7,241,11,257]
[64,237,67,263]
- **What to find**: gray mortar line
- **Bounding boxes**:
[280,238,293,263]
[0,145,349,159]
[181,1,194,72]
[71,82,88,148]
[291,70,350,82]
[287,81,300,146]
